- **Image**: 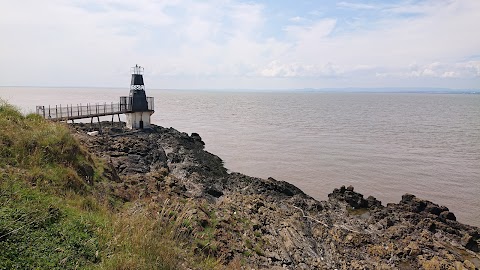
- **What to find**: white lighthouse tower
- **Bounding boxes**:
[122,65,154,129]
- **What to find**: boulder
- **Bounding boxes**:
[439,211,456,221]
[461,234,479,252]
[328,185,381,209]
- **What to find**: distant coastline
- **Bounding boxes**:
[1,86,479,94]
[293,87,480,94]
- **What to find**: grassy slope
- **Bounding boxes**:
[0,101,222,270]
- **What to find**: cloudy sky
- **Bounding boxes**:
[1,0,479,89]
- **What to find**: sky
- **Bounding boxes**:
[0,0,479,90]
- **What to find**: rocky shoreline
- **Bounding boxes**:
[72,123,480,269]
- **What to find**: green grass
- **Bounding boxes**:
[0,172,103,269]
[0,100,104,269]
[0,100,224,270]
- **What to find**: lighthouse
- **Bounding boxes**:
[35,65,154,128]
[123,65,154,129]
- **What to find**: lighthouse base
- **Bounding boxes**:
[125,112,153,129]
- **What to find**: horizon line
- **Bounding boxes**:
[1,85,479,92]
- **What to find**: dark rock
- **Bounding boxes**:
[400,194,427,213]
[412,201,427,213]
[461,234,479,252]
[76,162,94,185]
[103,163,121,183]
[199,218,209,228]
[168,153,183,163]
[401,194,416,203]
[267,177,304,197]
[191,132,205,145]
[70,123,480,270]
[425,204,448,216]
[205,187,224,198]
[366,195,382,208]
[328,186,381,209]
[439,211,456,221]
[400,195,458,225]
[428,222,437,233]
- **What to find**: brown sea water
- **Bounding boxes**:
[2,87,479,227]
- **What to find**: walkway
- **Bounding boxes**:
[36,97,154,121]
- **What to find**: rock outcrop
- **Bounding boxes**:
[72,123,480,269]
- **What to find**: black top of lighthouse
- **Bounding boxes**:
[130,64,145,90]
[129,64,148,111]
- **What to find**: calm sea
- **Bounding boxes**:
[1,87,479,227]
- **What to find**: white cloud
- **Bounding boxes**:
[267,0,480,86]
[376,61,480,79]
[284,19,337,40]
[259,61,341,77]
[0,0,280,86]
[465,61,480,77]
[441,71,459,78]
[289,16,306,23]
[337,1,378,10]
[0,0,479,88]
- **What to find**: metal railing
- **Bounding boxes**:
[36,97,154,121]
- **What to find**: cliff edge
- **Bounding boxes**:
[72,123,480,269]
